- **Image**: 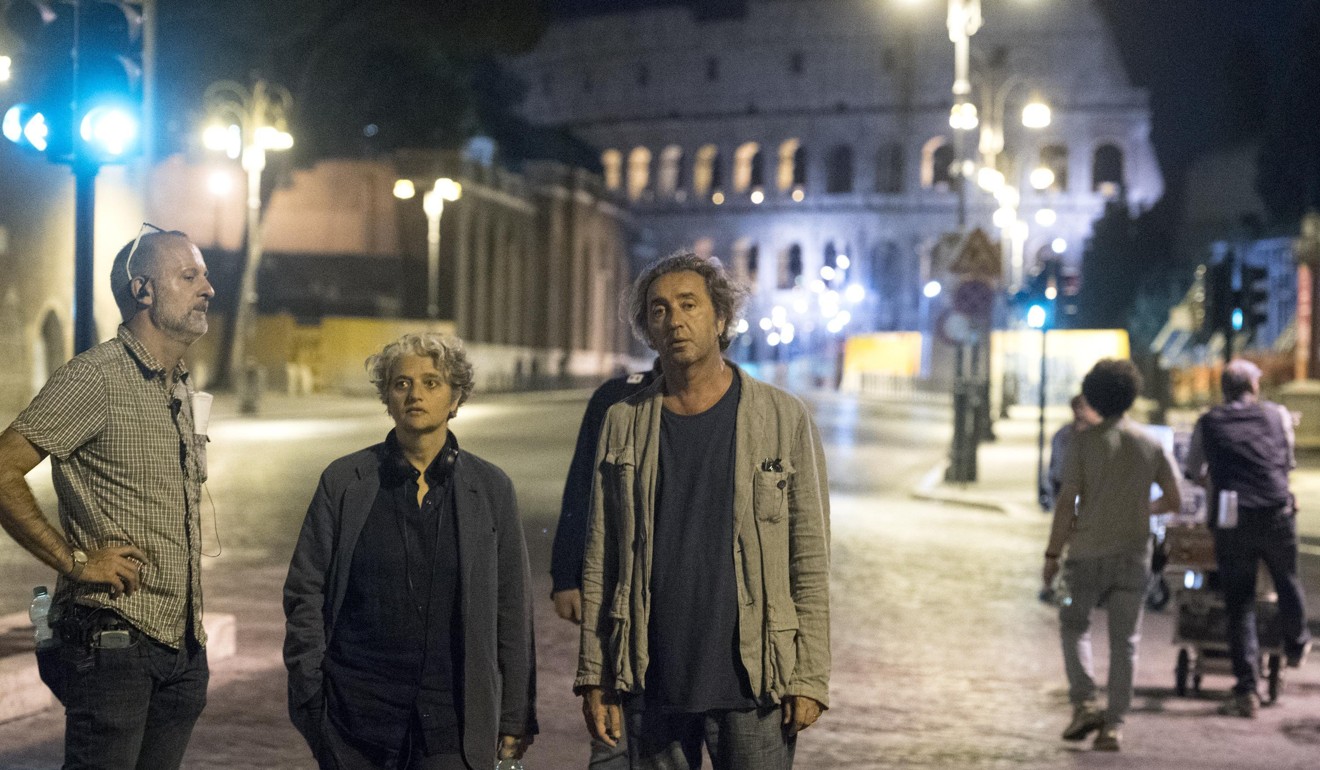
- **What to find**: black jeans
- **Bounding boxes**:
[1213,509,1311,694]
[36,610,208,770]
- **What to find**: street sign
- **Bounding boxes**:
[937,309,977,346]
[948,228,1001,283]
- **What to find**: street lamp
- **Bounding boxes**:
[202,78,294,413]
[1026,296,1052,508]
[396,177,462,320]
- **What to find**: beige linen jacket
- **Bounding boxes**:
[575,364,831,708]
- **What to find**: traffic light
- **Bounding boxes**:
[1239,264,1269,338]
[1201,259,1234,339]
[3,1,142,164]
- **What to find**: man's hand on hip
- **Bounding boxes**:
[782,694,823,736]
[82,545,149,599]
[552,588,583,624]
[580,685,623,747]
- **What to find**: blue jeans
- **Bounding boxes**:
[1059,552,1148,726]
[625,701,795,770]
[37,618,208,770]
[1214,509,1311,694]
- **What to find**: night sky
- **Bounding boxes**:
[9,0,1301,218]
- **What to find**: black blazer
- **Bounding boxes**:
[283,440,537,768]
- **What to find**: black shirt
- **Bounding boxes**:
[646,374,756,713]
[325,431,463,756]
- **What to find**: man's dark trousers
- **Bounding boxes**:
[37,622,208,769]
[1214,507,1310,695]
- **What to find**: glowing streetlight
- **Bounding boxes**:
[1035,207,1057,226]
[923,280,943,299]
[202,78,294,413]
[1029,166,1055,191]
[1051,237,1068,254]
[0,55,10,82]
[1021,98,1052,129]
[393,179,416,200]
[421,178,463,319]
[750,189,765,204]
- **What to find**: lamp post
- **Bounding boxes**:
[1027,298,1050,507]
[202,78,293,413]
[395,177,462,319]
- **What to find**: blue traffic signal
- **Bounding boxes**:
[80,103,139,159]
[1026,303,1049,329]
[1231,308,1244,332]
[2,104,49,151]
[3,1,143,164]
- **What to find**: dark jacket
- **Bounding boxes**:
[283,441,537,769]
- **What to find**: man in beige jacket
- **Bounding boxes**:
[575,252,830,770]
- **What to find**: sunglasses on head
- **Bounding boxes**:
[124,222,166,283]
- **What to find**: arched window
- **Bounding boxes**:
[658,145,684,197]
[732,237,759,288]
[778,244,803,289]
[875,142,904,194]
[1092,143,1124,197]
[601,149,623,191]
[694,144,722,196]
[627,146,652,201]
[825,144,854,193]
[777,139,804,192]
[1039,144,1068,192]
[922,137,955,190]
[734,142,763,193]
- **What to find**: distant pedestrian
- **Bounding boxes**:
[0,226,215,769]
[1043,358,1181,752]
[576,252,830,770]
[1042,394,1102,510]
[552,360,661,768]
[1184,358,1311,717]
[283,332,536,769]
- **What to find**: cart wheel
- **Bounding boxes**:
[1267,654,1282,704]
[1147,576,1170,611]
[1175,648,1190,696]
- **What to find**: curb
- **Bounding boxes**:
[907,459,1039,518]
[0,611,237,725]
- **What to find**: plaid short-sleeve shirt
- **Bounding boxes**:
[13,325,207,648]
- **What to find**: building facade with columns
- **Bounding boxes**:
[0,146,635,416]
[509,0,1162,355]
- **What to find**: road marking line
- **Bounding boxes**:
[1300,543,1320,558]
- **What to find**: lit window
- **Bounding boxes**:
[601,149,623,191]
[627,146,653,201]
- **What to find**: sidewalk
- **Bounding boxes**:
[914,404,1320,543]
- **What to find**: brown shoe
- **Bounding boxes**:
[1092,724,1121,752]
[1062,703,1104,741]
[1218,691,1260,718]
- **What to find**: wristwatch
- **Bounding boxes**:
[68,548,88,580]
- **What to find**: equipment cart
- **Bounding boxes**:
[1164,523,1284,703]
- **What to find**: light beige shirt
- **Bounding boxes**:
[1062,416,1179,560]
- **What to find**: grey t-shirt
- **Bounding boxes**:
[1062,416,1179,560]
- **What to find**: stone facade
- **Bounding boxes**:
[509,0,1162,349]
[0,146,635,415]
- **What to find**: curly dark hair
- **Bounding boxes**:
[625,250,748,351]
[1080,358,1142,418]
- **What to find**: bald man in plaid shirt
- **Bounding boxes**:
[0,226,216,769]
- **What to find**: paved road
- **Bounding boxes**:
[2,392,1320,768]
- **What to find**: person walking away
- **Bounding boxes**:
[1184,358,1311,717]
[1043,358,1181,752]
